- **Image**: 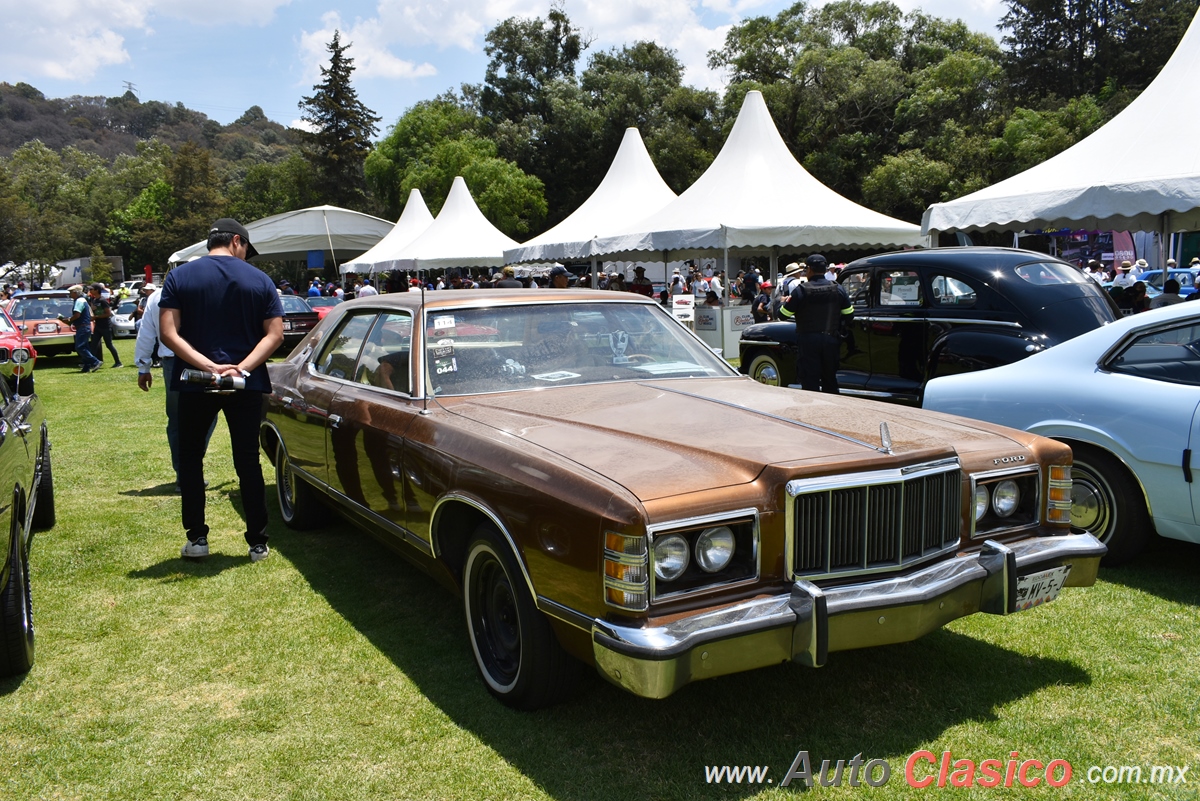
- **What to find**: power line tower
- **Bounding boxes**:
[122,81,138,97]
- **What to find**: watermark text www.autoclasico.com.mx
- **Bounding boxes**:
[704,750,1191,788]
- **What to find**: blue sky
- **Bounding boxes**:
[1,0,1008,134]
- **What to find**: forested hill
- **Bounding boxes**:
[0,82,299,162]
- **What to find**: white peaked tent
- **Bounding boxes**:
[389,176,519,271]
[591,90,925,261]
[339,189,434,275]
[503,128,677,264]
[923,8,1200,236]
[167,205,394,264]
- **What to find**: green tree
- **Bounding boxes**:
[297,30,380,209]
[88,243,112,284]
[479,1,586,125]
[989,95,1104,176]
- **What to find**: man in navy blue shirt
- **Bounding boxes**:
[160,218,284,562]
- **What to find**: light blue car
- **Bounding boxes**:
[924,301,1200,564]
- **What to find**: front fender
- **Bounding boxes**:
[928,328,1044,380]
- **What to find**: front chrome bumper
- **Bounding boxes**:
[591,533,1104,699]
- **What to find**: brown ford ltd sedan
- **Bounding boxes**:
[260,290,1105,709]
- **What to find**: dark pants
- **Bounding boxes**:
[90,320,119,364]
[796,331,842,394]
[178,390,268,547]
[162,356,217,484]
[74,327,101,370]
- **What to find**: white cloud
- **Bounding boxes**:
[298,11,439,84]
[0,0,293,82]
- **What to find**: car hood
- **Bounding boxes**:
[438,377,1032,501]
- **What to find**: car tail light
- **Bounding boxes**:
[603,531,647,611]
[1048,464,1072,525]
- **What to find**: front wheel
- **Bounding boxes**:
[0,519,34,676]
[463,524,577,709]
[275,442,326,530]
[1066,443,1151,566]
[747,353,782,387]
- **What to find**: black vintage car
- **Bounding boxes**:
[739,248,1120,404]
[0,375,54,677]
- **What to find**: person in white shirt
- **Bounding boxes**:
[1111,261,1137,288]
[357,279,379,296]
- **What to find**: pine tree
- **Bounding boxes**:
[298,31,380,209]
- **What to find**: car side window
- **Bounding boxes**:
[1106,321,1200,387]
[355,312,413,394]
[314,313,376,380]
[879,271,924,306]
[841,270,872,308]
[929,274,977,307]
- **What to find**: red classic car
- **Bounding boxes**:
[6,290,75,361]
[260,290,1105,708]
[0,308,37,395]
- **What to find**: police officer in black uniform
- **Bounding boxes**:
[778,254,853,394]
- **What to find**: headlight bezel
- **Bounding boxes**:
[969,465,1040,539]
[648,509,759,602]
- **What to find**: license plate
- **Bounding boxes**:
[1014,565,1072,611]
[37,323,58,333]
[283,320,293,331]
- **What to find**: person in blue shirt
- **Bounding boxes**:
[58,284,102,372]
[159,218,284,563]
[307,280,321,298]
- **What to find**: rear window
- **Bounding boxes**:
[1014,262,1090,286]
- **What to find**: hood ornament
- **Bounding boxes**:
[879,422,893,455]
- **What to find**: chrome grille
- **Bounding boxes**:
[789,463,962,579]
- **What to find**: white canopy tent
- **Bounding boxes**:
[339,189,434,275]
[168,205,394,265]
[388,176,518,272]
[591,90,926,266]
[922,8,1200,237]
[503,127,677,264]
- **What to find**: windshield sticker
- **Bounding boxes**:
[432,315,456,331]
[531,371,581,382]
[433,356,458,375]
[431,343,455,358]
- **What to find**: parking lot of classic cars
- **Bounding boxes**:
[261,288,1104,709]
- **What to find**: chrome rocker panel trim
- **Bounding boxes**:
[591,532,1104,699]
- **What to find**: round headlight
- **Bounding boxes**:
[653,534,690,581]
[974,485,990,522]
[992,480,1020,517]
[695,526,736,573]
[11,349,29,364]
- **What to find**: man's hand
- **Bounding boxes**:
[137,372,153,391]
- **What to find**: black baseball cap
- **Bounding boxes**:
[807,254,828,269]
[209,218,258,258]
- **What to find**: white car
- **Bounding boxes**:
[924,301,1200,564]
[112,297,140,338]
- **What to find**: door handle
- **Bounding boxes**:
[328,414,343,429]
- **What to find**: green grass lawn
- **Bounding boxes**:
[2,338,1198,799]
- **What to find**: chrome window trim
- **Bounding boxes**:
[969,464,1042,540]
[783,458,962,582]
[647,508,760,603]
[303,310,419,399]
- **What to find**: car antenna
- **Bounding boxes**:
[420,272,431,415]
[879,422,893,455]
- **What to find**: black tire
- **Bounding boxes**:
[31,444,54,532]
[1066,443,1151,566]
[0,521,34,676]
[275,442,326,530]
[748,353,782,387]
[463,524,577,709]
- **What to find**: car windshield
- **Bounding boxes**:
[10,297,74,319]
[117,299,138,314]
[425,301,735,396]
[280,295,313,313]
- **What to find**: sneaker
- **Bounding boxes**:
[90,363,103,373]
[151,361,162,368]
[181,537,209,558]
[112,362,124,368]
[249,543,270,562]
